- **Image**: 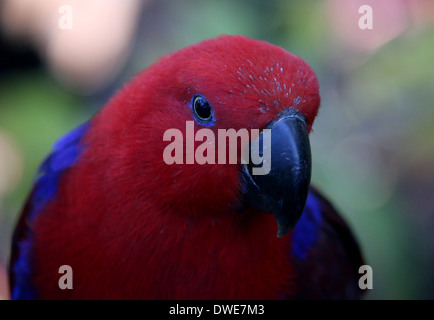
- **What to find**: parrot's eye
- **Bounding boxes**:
[192,95,214,126]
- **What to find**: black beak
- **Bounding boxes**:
[240,109,312,237]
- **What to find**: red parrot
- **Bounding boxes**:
[9,35,364,299]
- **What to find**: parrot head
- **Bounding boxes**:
[96,35,320,237]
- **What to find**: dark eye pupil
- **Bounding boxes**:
[194,96,212,120]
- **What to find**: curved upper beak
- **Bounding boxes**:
[240,109,312,237]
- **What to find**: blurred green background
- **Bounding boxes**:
[0,0,433,299]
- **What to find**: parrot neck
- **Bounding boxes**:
[128,207,295,299]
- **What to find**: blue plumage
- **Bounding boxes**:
[291,191,323,260]
[11,123,89,299]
